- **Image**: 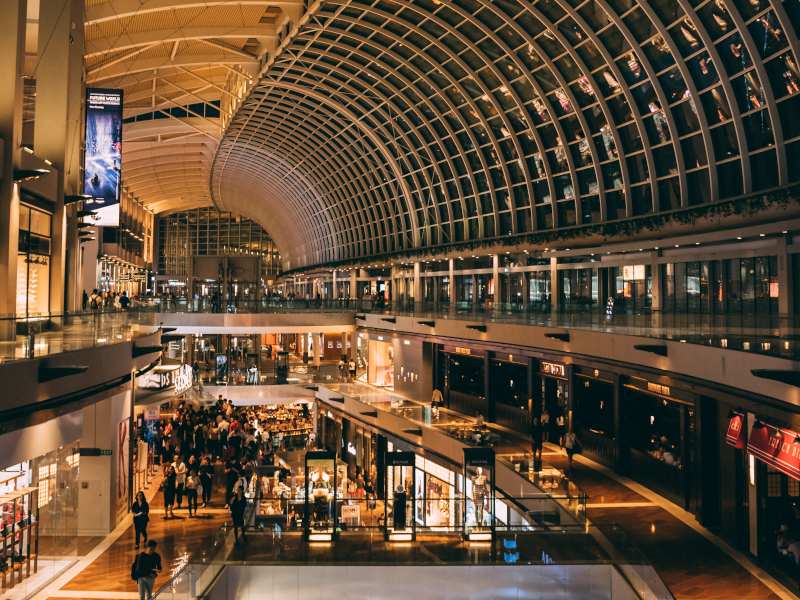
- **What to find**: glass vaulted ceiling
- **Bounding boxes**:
[212,0,800,269]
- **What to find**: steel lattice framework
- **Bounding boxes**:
[212,0,800,269]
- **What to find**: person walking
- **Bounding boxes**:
[230,488,247,543]
[530,416,543,467]
[199,456,214,507]
[348,358,356,381]
[564,430,579,472]
[82,290,89,311]
[162,464,176,518]
[172,455,187,508]
[132,540,162,600]
[132,491,150,549]
[185,471,200,517]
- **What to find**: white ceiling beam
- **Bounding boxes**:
[196,38,258,61]
[86,27,275,58]
[85,1,303,25]
[88,55,258,82]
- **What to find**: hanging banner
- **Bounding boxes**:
[747,422,800,480]
[725,413,746,449]
[83,88,123,226]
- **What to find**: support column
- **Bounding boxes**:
[312,333,322,367]
[34,0,85,316]
[332,269,338,301]
[448,258,456,306]
[521,271,530,312]
[549,257,559,311]
[491,254,499,310]
[350,271,357,301]
[0,0,26,338]
[413,262,421,308]
[777,236,793,317]
[650,257,662,312]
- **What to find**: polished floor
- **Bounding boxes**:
[32,407,796,600]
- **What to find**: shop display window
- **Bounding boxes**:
[304,451,337,541]
[367,340,394,388]
[384,451,416,541]
[414,455,456,530]
[463,448,495,541]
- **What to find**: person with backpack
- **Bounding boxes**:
[89,289,101,311]
[131,540,162,600]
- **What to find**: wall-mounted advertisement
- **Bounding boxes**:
[83,88,123,226]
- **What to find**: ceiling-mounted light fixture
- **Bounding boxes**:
[93,197,105,204]
[13,168,50,182]
[64,193,93,205]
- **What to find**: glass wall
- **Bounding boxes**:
[157,208,280,284]
[560,268,599,310]
[661,256,779,316]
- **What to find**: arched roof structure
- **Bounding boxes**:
[208,0,799,270]
[84,0,304,212]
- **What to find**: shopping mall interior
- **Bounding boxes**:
[1,0,800,598]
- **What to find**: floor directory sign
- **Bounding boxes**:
[83,88,123,226]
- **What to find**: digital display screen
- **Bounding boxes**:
[83,88,123,226]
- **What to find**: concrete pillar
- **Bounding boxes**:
[34,0,85,316]
[0,0,26,337]
[650,257,662,312]
[491,255,499,309]
[521,271,530,311]
[448,258,456,305]
[413,262,421,307]
[332,269,338,300]
[550,257,559,311]
[350,270,357,300]
[312,333,322,367]
[777,237,793,317]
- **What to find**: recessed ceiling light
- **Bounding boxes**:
[674,244,680,248]
[736,236,743,240]
[759,233,766,237]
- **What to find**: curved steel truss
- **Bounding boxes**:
[212,0,800,269]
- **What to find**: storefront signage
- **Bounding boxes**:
[464,447,495,467]
[747,422,800,480]
[647,382,671,396]
[174,364,193,395]
[725,413,746,449]
[541,362,565,378]
[80,448,112,456]
[454,347,472,355]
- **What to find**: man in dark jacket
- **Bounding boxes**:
[133,540,162,600]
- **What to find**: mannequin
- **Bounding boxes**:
[393,483,407,530]
[472,467,489,525]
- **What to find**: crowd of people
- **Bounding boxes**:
[83,288,136,311]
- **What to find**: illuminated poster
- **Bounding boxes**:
[83,88,123,226]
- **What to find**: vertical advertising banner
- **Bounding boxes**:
[83,88,123,226]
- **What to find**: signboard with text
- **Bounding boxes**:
[747,422,800,480]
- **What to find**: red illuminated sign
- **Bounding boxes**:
[747,422,800,481]
[725,413,745,449]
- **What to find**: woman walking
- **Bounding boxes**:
[185,471,200,517]
[230,488,247,543]
[163,464,177,518]
[132,491,149,549]
[199,456,213,507]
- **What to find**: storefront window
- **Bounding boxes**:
[16,204,52,318]
[367,339,393,388]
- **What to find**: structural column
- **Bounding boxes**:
[350,270,357,301]
[332,269,338,300]
[650,256,662,312]
[0,0,26,338]
[412,262,421,307]
[312,333,322,367]
[549,256,559,311]
[777,236,793,317]
[448,258,456,306]
[521,271,529,311]
[34,0,85,316]
[491,254,499,309]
